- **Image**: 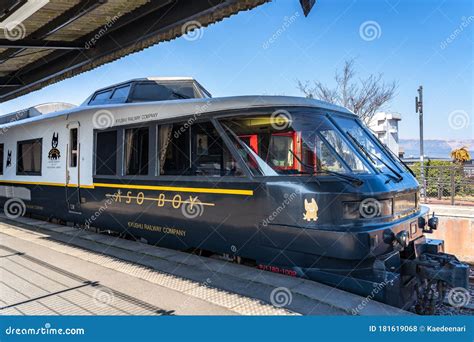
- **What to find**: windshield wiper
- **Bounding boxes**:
[346,131,403,183]
[386,147,416,178]
[315,169,364,186]
[288,150,363,187]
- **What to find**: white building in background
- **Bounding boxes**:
[368,112,402,157]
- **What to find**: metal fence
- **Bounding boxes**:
[409,164,474,205]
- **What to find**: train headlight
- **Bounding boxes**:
[418,216,426,229]
[342,199,393,219]
[428,213,439,230]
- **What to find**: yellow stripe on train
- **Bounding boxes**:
[0,180,253,196]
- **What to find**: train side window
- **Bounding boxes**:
[70,128,78,167]
[0,144,3,175]
[89,89,113,105]
[17,138,42,175]
[191,121,244,176]
[110,85,131,103]
[95,130,117,175]
[222,126,263,176]
[131,83,173,102]
[159,122,243,176]
[124,127,149,175]
[158,123,190,175]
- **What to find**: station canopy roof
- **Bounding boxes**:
[0,0,315,103]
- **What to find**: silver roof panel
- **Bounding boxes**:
[0,96,355,129]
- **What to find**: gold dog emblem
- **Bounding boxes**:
[303,198,318,222]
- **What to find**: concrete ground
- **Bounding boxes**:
[426,203,474,218]
[0,215,407,316]
[425,204,474,263]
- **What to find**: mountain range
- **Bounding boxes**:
[399,139,474,158]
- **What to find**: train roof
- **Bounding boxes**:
[0,95,355,130]
[0,102,76,125]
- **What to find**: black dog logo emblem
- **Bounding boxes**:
[48,132,61,160]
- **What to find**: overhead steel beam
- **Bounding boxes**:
[0,0,106,63]
[0,76,23,88]
[0,39,85,50]
[0,0,28,22]
[43,0,107,37]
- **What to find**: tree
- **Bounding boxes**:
[450,147,471,164]
[297,59,397,123]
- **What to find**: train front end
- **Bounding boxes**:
[221,104,469,312]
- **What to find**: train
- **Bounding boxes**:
[0,77,469,313]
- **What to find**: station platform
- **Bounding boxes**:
[0,215,407,316]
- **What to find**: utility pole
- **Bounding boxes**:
[415,86,426,201]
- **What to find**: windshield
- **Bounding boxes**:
[334,116,404,175]
[220,111,372,176]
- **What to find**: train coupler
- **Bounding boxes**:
[403,238,469,289]
[401,237,469,314]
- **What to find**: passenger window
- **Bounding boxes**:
[17,139,42,175]
[70,128,78,167]
[124,127,149,175]
[223,126,265,176]
[0,144,3,175]
[131,82,192,102]
[131,83,173,102]
[110,85,131,102]
[191,122,243,176]
[89,89,113,105]
[158,121,243,176]
[95,130,117,175]
[165,84,195,98]
[159,123,190,175]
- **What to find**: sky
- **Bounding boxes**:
[0,0,472,140]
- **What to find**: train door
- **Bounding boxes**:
[66,122,81,213]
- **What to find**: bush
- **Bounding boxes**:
[409,160,472,198]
